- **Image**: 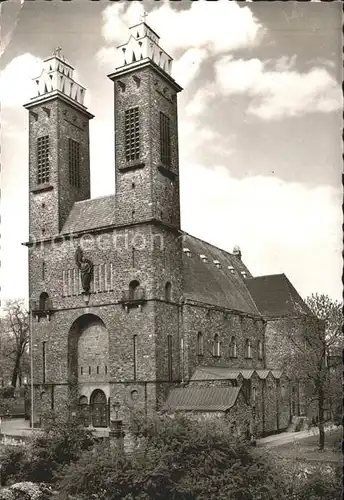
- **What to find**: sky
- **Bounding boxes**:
[0,0,342,304]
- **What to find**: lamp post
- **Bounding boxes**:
[109,400,125,448]
[29,306,34,430]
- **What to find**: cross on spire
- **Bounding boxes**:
[53,46,62,58]
[141,11,148,23]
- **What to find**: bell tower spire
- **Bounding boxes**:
[108,22,183,229]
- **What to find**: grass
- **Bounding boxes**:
[268,428,342,463]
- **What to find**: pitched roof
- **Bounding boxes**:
[163,386,242,412]
[62,195,117,233]
[245,274,312,318]
[256,370,270,379]
[182,233,260,315]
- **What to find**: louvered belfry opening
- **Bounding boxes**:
[125,106,140,162]
[68,138,81,187]
[159,111,171,167]
[37,135,50,184]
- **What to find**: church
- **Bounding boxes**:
[24,22,318,436]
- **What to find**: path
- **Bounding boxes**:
[256,424,338,448]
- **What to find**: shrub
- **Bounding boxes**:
[0,387,15,399]
[0,447,27,486]
[0,412,96,486]
[58,413,289,500]
[293,463,342,500]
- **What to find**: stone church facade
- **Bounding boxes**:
[24,23,317,435]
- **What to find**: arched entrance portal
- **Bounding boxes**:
[90,389,108,428]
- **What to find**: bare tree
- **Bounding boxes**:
[283,293,342,450]
[0,300,30,388]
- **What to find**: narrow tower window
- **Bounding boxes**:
[167,334,173,381]
[164,282,172,302]
[39,292,50,311]
[257,340,263,360]
[68,138,80,187]
[129,280,140,300]
[230,336,237,358]
[37,135,50,184]
[245,339,252,359]
[125,107,140,161]
[197,332,204,356]
[42,341,46,384]
[160,112,171,167]
[133,334,138,380]
[213,334,220,357]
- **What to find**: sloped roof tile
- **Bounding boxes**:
[182,234,260,315]
[62,195,117,233]
[245,274,312,317]
[163,386,242,412]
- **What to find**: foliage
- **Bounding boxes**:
[57,413,288,500]
[280,460,342,500]
[282,293,342,449]
[0,412,95,486]
[0,387,15,399]
[296,464,342,500]
[0,300,30,388]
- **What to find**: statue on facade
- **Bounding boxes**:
[75,246,93,293]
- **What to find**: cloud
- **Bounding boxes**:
[213,55,341,120]
[98,0,264,87]
[185,88,216,117]
[102,1,264,53]
[0,53,42,108]
[173,48,206,89]
[178,118,235,164]
[180,163,342,300]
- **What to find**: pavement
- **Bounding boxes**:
[0,418,110,439]
[256,424,338,448]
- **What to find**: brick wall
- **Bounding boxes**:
[28,98,91,239]
[112,65,181,228]
[182,304,266,380]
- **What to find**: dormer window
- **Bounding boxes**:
[200,254,208,263]
[241,271,247,279]
[213,260,221,269]
[228,266,235,274]
[183,248,192,257]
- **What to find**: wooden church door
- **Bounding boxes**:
[90,389,108,427]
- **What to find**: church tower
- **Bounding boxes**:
[24,51,93,240]
[108,22,185,397]
[108,22,183,228]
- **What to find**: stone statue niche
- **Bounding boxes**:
[75,246,93,293]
